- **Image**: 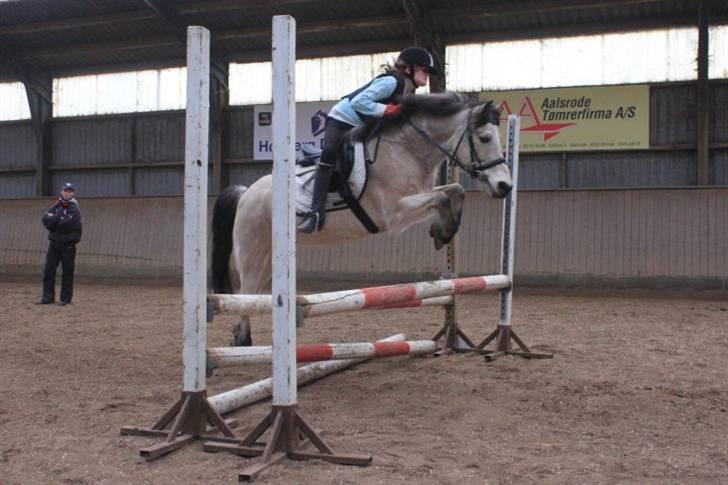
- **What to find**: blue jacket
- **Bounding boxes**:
[42,198,82,244]
[328,72,407,127]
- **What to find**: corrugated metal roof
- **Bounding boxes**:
[1,0,726,81]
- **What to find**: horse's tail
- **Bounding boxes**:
[212,185,248,294]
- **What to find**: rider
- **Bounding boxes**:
[298,47,438,233]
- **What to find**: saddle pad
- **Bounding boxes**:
[295,142,367,217]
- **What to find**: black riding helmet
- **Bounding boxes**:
[397,47,439,75]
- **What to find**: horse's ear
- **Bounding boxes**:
[474,100,500,127]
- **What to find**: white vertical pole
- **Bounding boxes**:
[499,115,519,327]
[271,15,297,406]
[182,26,210,392]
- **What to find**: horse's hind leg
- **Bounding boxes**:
[232,316,253,347]
[231,236,272,347]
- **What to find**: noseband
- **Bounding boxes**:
[405,106,506,179]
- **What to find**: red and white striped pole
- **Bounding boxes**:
[208,338,437,367]
[208,275,509,318]
[207,333,406,416]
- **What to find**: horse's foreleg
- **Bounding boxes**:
[389,184,464,249]
[430,183,466,248]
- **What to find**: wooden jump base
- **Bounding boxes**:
[208,338,437,367]
[207,18,371,481]
[120,27,237,460]
[208,275,509,319]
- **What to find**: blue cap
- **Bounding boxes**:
[62,182,75,192]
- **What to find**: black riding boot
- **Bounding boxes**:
[298,162,334,233]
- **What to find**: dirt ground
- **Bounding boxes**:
[2,280,728,485]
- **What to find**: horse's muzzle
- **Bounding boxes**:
[497,181,512,196]
[477,173,511,198]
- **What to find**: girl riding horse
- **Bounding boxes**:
[298,47,438,233]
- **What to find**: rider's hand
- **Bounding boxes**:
[383,103,402,117]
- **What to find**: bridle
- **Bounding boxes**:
[405,105,506,179]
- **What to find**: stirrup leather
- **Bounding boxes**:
[298,211,323,233]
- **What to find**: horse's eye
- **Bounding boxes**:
[480,134,492,143]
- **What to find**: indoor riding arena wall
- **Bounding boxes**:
[2,187,726,289]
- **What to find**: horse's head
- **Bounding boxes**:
[465,101,512,198]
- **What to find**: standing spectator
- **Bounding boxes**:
[38,182,82,305]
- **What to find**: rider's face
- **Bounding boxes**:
[413,65,430,88]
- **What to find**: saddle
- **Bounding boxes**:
[295,141,369,217]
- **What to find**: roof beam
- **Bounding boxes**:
[143,0,187,42]
[25,16,408,60]
[177,0,322,15]
[0,47,52,100]
[0,11,154,36]
[444,13,728,44]
[441,0,672,17]
[0,0,321,36]
[228,39,410,63]
[25,1,727,63]
[402,0,446,92]
[142,0,229,87]
[38,38,408,77]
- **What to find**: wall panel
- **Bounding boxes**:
[712,148,728,186]
[227,163,271,187]
[135,113,185,162]
[650,84,695,146]
[2,188,726,288]
[0,173,35,198]
[0,122,36,168]
[134,166,184,195]
[567,150,695,187]
[52,118,131,166]
[227,108,254,159]
[50,169,129,196]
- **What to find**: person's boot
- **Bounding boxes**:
[298,163,334,233]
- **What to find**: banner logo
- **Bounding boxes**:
[482,85,649,152]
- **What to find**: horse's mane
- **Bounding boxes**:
[400,91,472,117]
[351,91,476,141]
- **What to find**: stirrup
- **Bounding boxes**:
[298,211,323,233]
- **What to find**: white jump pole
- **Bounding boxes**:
[498,115,519,333]
[480,114,552,360]
[269,14,298,410]
[207,333,407,415]
[208,338,437,366]
[121,26,236,460]
[204,17,372,481]
[182,26,211,398]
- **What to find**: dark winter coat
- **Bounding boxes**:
[42,198,82,244]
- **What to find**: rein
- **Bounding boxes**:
[405,108,505,178]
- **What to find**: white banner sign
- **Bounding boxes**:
[253,101,335,160]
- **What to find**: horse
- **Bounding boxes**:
[212,91,512,346]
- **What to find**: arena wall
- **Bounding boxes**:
[2,187,726,289]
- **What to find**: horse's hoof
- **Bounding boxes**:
[430,227,445,250]
[206,355,216,378]
[231,333,253,347]
[429,223,445,250]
